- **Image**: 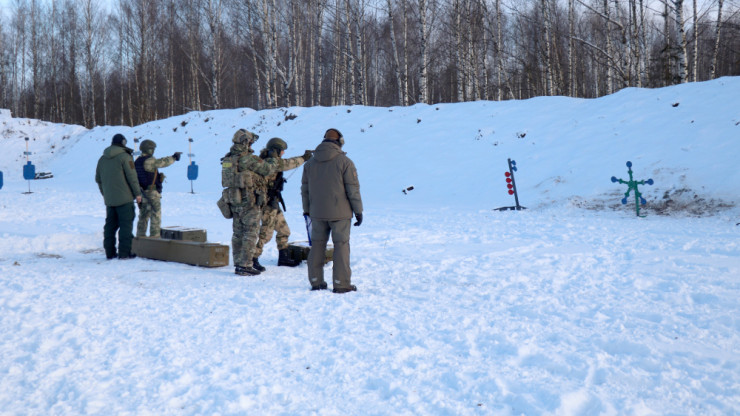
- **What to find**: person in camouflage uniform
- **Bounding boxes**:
[135,139,182,238]
[223,129,302,276]
[252,138,312,272]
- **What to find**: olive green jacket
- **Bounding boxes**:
[95,145,142,207]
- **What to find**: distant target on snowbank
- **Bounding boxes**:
[22,137,36,194]
[133,138,141,157]
[495,158,526,211]
[611,161,654,217]
[187,138,199,193]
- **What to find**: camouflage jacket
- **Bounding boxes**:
[235,153,279,207]
[263,155,308,210]
[143,155,176,172]
[264,155,308,189]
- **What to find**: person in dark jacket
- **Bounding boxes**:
[301,128,363,293]
[95,133,142,259]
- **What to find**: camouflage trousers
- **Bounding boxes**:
[136,190,162,237]
[231,203,262,268]
[254,206,291,258]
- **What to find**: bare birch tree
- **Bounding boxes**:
[204,0,225,109]
[81,0,106,126]
[710,0,724,79]
[386,0,404,105]
[454,0,464,102]
[691,0,697,81]
[29,0,42,118]
[401,0,409,105]
[313,0,327,106]
[541,0,554,95]
[1,0,740,124]
[671,0,689,83]
[603,0,614,93]
[418,0,428,103]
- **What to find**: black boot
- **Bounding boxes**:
[277,249,301,267]
[252,257,266,272]
[311,282,328,291]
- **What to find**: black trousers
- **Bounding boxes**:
[104,202,136,258]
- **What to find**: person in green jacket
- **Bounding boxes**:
[95,134,142,259]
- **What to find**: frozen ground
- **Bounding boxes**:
[1,78,739,415]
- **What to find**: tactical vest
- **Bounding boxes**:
[135,155,162,193]
[221,153,254,206]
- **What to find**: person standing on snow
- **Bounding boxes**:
[252,137,312,272]
[301,128,363,293]
[95,133,142,259]
[222,129,281,276]
[134,139,182,238]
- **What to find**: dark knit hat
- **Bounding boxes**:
[112,133,127,146]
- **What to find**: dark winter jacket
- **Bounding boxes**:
[135,155,163,193]
[301,140,363,221]
[95,144,142,207]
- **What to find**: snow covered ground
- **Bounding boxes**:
[1,78,739,415]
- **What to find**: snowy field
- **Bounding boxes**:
[1,78,739,415]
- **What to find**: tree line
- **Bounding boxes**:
[1,0,738,128]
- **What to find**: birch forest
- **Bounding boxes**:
[1,0,738,127]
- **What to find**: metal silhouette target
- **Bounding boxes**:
[495,158,525,211]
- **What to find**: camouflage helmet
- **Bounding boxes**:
[140,139,156,154]
[232,128,259,145]
[266,137,288,152]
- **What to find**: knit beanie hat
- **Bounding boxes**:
[112,133,127,147]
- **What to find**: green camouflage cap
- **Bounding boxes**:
[266,137,288,151]
[232,129,259,145]
[140,139,156,154]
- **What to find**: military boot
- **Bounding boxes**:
[235,266,261,276]
[333,285,357,294]
[252,257,266,272]
[277,249,301,267]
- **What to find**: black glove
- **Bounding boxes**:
[302,150,313,161]
[353,213,363,226]
[172,152,182,161]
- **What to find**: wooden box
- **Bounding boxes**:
[287,241,333,264]
[133,237,229,267]
[160,226,207,242]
